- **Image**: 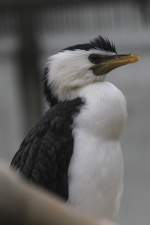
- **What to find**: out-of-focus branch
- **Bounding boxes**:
[0,162,117,225]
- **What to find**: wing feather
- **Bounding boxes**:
[11,98,83,200]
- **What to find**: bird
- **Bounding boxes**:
[11,35,139,220]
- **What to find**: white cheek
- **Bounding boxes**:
[48,55,92,86]
[46,49,111,100]
[83,70,96,82]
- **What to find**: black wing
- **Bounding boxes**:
[11,98,83,200]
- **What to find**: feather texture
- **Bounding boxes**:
[11,98,83,200]
[63,35,117,53]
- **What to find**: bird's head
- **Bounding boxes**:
[44,35,140,106]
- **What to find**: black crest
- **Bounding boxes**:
[63,35,117,53]
[90,36,117,53]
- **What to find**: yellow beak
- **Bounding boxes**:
[91,54,140,76]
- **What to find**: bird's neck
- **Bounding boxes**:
[73,82,128,140]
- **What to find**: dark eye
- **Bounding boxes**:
[88,54,103,64]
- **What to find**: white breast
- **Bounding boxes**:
[68,82,127,220]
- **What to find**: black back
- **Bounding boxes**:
[11,98,83,200]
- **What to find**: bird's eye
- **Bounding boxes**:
[88,54,103,64]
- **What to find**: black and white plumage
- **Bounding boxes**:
[11,98,83,200]
[11,35,139,220]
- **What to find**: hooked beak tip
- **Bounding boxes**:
[127,54,141,63]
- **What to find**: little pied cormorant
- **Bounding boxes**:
[11,35,139,220]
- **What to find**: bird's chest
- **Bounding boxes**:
[69,133,123,190]
[75,82,127,139]
[68,82,126,218]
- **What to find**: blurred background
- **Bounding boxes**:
[0,0,150,224]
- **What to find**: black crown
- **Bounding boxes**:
[63,35,117,53]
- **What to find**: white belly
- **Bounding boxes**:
[68,82,127,220]
[68,133,123,220]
